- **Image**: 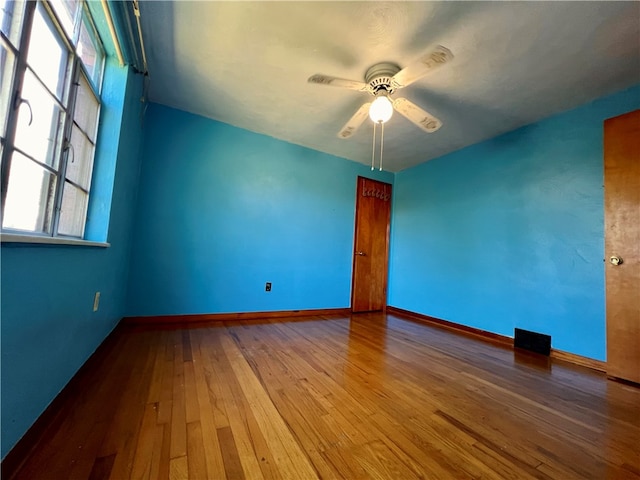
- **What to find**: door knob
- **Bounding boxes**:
[610,256,623,265]
[355,251,366,256]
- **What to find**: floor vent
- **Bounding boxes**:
[514,328,551,356]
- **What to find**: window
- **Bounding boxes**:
[1,0,104,238]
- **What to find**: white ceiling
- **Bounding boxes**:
[138,1,640,172]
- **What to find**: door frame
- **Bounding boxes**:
[350,176,392,312]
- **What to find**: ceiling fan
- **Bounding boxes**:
[308,46,453,139]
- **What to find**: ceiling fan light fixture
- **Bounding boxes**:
[369,95,393,123]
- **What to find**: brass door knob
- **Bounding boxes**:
[610,256,623,265]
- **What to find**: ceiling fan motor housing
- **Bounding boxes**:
[365,62,401,96]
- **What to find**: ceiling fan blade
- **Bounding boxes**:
[391,45,454,89]
[308,74,368,92]
[392,97,442,133]
[337,102,372,139]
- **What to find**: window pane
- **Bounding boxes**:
[66,124,93,189]
[49,0,79,40]
[0,38,15,138]
[73,72,98,139]
[1,0,25,47]
[26,3,69,100]
[78,11,102,88]
[2,151,56,233]
[58,180,87,237]
[14,69,65,168]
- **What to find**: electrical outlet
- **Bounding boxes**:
[265,282,272,292]
[93,292,100,312]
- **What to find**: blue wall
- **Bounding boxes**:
[0,67,144,458]
[126,104,392,316]
[389,85,640,361]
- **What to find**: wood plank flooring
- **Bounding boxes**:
[8,313,640,479]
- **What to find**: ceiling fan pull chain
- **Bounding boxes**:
[371,121,377,170]
[379,121,384,171]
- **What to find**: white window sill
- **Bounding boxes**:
[0,233,110,248]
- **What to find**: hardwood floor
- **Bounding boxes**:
[7,313,640,479]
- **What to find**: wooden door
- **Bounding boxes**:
[351,176,392,312]
[605,109,640,384]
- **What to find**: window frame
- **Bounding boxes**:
[0,0,105,240]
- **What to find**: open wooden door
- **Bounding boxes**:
[351,176,392,313]
[604,109,640,384]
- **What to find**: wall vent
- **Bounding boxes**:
[514,328,551,356]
